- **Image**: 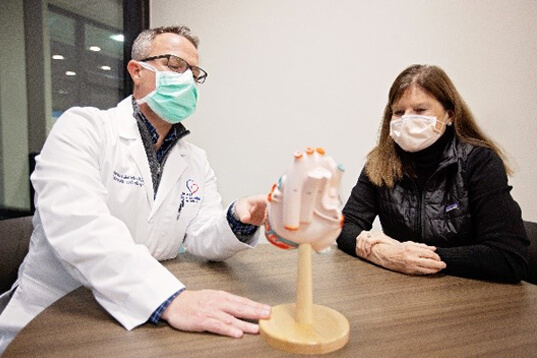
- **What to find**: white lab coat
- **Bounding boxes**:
[0,96,259,353]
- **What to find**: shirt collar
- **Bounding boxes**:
[131,97,188,146]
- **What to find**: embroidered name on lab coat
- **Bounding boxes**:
[113,171,145,187]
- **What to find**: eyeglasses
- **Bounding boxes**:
[141,54,208,84]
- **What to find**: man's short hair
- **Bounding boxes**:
[131,25,200,60]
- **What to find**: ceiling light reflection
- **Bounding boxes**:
[110,34,124,42]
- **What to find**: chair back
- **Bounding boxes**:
[524,221,537,285]
[0,216,33,293]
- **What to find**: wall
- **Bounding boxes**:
[150,0,537,221]
[0,0,30,209]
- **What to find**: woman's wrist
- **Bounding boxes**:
[368,242,390,267]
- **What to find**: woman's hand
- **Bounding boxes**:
[356,231,446,275]
[355,230,398,257]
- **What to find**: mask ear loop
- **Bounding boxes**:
[433,113,452,133]
[136,61,158,105]
[138,61,157,72]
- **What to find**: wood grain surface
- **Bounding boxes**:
[5,244,537,357]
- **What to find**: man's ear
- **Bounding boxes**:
[126,60,142,85]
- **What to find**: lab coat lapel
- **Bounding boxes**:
[150,145,187,218]
[124,138,155,204]
[116,98,155,203]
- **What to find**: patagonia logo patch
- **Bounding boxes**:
[445,203,459,213]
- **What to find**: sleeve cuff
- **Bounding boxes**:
[227,202,258,241]
[148,288,185,324]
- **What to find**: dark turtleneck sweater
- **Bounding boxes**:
[397,126,454,193]
[337,128,529,283]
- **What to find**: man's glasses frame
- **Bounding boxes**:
[141,54,208,84]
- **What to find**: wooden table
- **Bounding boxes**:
[5,245,537,357]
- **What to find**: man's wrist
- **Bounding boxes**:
[230,201,241,221]
[149,288,185,324]
[227,202,257,238]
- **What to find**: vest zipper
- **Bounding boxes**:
[419,186,425,240]
[410,178,424,240]
[417,167,445,241]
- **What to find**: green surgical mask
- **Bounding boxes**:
[137,62,198,124]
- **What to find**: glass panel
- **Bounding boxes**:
[48,5,124,118]
[83,23,124,110]
[85,25,123,59]
[0,0,137,219]
[48,11,76,46]
[48,11,78,117]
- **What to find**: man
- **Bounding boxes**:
[0,25,271,353]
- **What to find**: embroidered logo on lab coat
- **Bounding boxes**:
[177,179,201,220]
[181,179,201,202]
[113,171,144,187]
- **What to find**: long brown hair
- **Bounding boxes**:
[366,64,512,187]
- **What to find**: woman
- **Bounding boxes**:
[337,64,528,282]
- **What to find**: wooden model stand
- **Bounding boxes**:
[259,244,350,355]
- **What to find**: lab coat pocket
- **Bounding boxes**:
[163,192,200,258]
[174,181,204,240]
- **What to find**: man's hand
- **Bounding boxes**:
[365,239,447,275]
[161,289,271,338]
[234,195,268,226]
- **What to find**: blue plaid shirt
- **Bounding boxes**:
[140,115,180,163]
[133,98,190,197]
[148,289,185,324]
[226,201,258,238]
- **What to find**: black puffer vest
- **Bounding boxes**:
[377,137,475,247]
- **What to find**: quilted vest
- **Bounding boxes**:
[377,137,475,247]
